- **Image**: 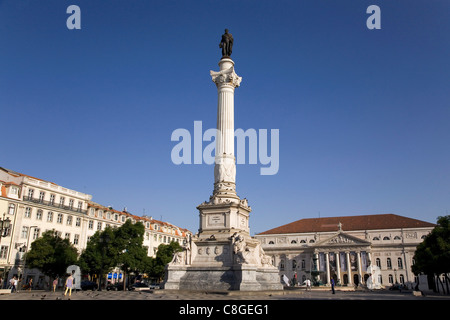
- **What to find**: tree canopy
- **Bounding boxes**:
[412,215,450,276]
[25,230,78,278]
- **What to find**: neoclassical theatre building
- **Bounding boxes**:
[0,167,191,288]
[254,214,435,289]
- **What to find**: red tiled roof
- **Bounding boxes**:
[257,214,435,235]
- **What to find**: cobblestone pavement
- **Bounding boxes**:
[0,288,449,301]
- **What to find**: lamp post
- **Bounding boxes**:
[0,214,11,288]
[21,226,38,286]
[0,213,11,241]
[98,232,110,291]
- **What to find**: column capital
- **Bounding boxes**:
[210,65,242,88]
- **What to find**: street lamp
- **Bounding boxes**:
[98,232,111,291]
[0,214,11,288]
[21,226,38,285]
[0,213,11,240]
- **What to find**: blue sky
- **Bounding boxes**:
[0,0,449,235]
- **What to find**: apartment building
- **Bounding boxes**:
[0,167,190,288]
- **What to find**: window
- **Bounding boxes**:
[394,236,401,240]
[77,202,83,212]
[8,204,15,215]
[21,226,29,239]
[59,197,65,207]
[25,207,32,218]
[69,199,74,210]
[309,239,315,243]
[27,189,34,199]
[36,209,43,220]
[388,274,394,284]
[291,240,297,244]
[0,246,8,259]
[57,213,63,224]
[32,228,40,240]
[387,258,392,269]
[268,241,274,244]
[90,208,95,216]
[50,194,55,205]
[88,220,94,229]
[399,274,405,284]
[397,257,403,269]
[65,233,70,240]
[292,260,297,270]
[39,191,45,203]
[67,215,73,226]
[97,222,102,231]
[383,236,390,240]
[301,259,306,270]
[75,217,81,227]
[74,234,79,245]
[373,237,380,241]
[47,212,53,222]
[280,259,285,271]
[376,258,381,268]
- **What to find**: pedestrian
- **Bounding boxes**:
[53,277,58,292]
[28,278,33,291]
[10,277,16,293]
[64,274,74,298]
[331,278,335,294]
[305,278,311,291]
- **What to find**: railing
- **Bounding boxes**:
[22,196,87,214]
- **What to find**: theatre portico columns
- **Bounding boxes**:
[312,232,372,286]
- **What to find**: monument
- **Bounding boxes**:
[162,30,283,291]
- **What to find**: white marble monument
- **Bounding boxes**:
[162,31,283,291]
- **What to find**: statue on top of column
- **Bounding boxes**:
[219,29,233,58]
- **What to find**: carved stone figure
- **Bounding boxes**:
[219,29,233,57]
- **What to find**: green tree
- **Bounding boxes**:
[149,241,182,281]
[25,230,78,278]
[78,226,116,289]
[113,220,148,289]
[412,215,450,293]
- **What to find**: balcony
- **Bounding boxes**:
[22,196,87,215]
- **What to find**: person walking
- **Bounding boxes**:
[53,277,58,292]
[305,278,311,291]
[64,274,74,298]
[10,276,16,293]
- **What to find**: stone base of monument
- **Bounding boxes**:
[161,231,283,291]
[163,264,283,291]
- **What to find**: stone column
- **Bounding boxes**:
[335,252,341,285]
[346,251,353,286]
[325,252,331,285]
[210,58,242,202]
[357,251,363,285]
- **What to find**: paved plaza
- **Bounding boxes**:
[0,288,448,301]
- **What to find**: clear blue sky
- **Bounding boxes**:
[1,0,449,235]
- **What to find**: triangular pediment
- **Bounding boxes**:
[315,231,371,247]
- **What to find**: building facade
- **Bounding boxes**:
[0,167,191,288]
[254,214,435,289]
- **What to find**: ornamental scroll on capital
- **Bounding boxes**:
[210,67,242,88]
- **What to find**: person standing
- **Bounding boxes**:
[305,278,311,291]
[331,278,335,294]
[64,274,73,298]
